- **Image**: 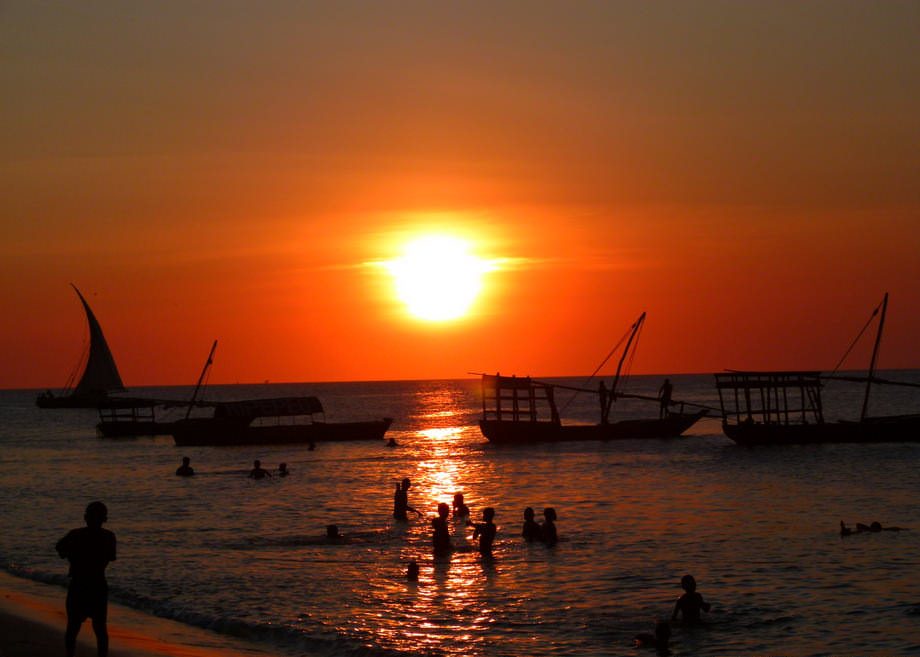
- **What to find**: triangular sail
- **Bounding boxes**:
[71,285,125,397]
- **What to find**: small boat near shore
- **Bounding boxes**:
[168,396,394,446]
[97,340,394,445]
[37,285,127,408]
[715,293,920,445]
[477,312,708,444]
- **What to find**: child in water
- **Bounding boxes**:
[541,507,558,546]
[522,507,541,542]
[471,507,497,558]
[672,574,710,624]
[633,619,671,655]
[431,503,452,556]
[452,492,470,519]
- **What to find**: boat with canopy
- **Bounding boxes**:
[715,293,920,445]
[477,312,709,444]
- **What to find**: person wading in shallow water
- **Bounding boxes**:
[393,477,422,521]
[56,501,117,657]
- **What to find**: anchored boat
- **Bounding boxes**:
[477,312,708,444]
[715,293,920,445]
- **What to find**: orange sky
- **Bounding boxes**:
[1,2,918,388]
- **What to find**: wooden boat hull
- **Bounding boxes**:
[723,414,920,446]
[479,411,706,444]
[96,421,174,438]
[170,417,393,447]
[37,394,110,409]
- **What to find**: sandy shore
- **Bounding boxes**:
[0,572,280,657]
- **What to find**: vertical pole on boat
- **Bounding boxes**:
[604,312,646,423]
[860,293,888,422]
[186,340,218,420]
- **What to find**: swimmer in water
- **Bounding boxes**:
[471,507,497,558]
[431,503,452,556]
[248,460,271,480]
[672,574,710,624]
[278,462,289,477]
[406,560,420,582]
[541,507,558,546]
[522,507,542,542]
[452,492,470,520]
[175,456,194,477]
[634,619,671,655]
[393,478,422,521]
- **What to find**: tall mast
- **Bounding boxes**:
[604,312,646,423]
[186,340,218,420]
[860,293,888,422]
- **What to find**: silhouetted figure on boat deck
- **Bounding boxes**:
[841,520,907,536]
[541,507,558,546]
[452,492,470,520]
[522,507,542,542]
[249,459,271,480]
[471,507,497,558]
[432,502,452,556]
[56,501,117,657]
[672,574,710,624]
[393,478,422,521]
[634,619,671,655]
[175,456,194,477]
[406,560,420,582]
[658,379,673,419]
[278,462,289,477]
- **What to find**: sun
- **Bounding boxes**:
[385,235,491,321]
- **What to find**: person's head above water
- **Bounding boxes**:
[524,507,535,521]
[84,501,108,528]
[401,477,411,490]
[437,502,450,518]
[870,521,882,532]
[681,574,697,592]
[326,524,340,539]
[253,460,261,468]
[543,507,557,522]
[453,492,464,504]
[181,456,190,465]
[483,507,495,522]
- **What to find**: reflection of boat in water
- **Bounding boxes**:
[478,313,708,444]
[37,285,127,408]
[716,293,920,445]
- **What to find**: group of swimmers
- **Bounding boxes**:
[174,457,290,479]
[393,477,561,573]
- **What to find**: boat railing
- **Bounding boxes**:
[480,374,560,424]
[715,371,825,426]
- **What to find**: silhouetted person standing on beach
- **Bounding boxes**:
[658,379,673,419]
[249,459,271,479]
[56,501,116,657]
[175,456,194,477]
[393,477,421,521]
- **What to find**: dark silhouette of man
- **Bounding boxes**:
[56,501,117,657]
[392,477,421,521]
[249,459,271,479]
[658,379,673,419]
[175,456,194,476]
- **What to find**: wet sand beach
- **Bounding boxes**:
[0,572,278,657]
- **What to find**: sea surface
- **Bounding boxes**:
[1,372,919,657]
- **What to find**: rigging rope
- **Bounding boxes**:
[559,322,635,415]
[830,301,882,376]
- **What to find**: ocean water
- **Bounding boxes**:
[1,372,919,657]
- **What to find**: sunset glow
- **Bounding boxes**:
[385,236,493,322]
